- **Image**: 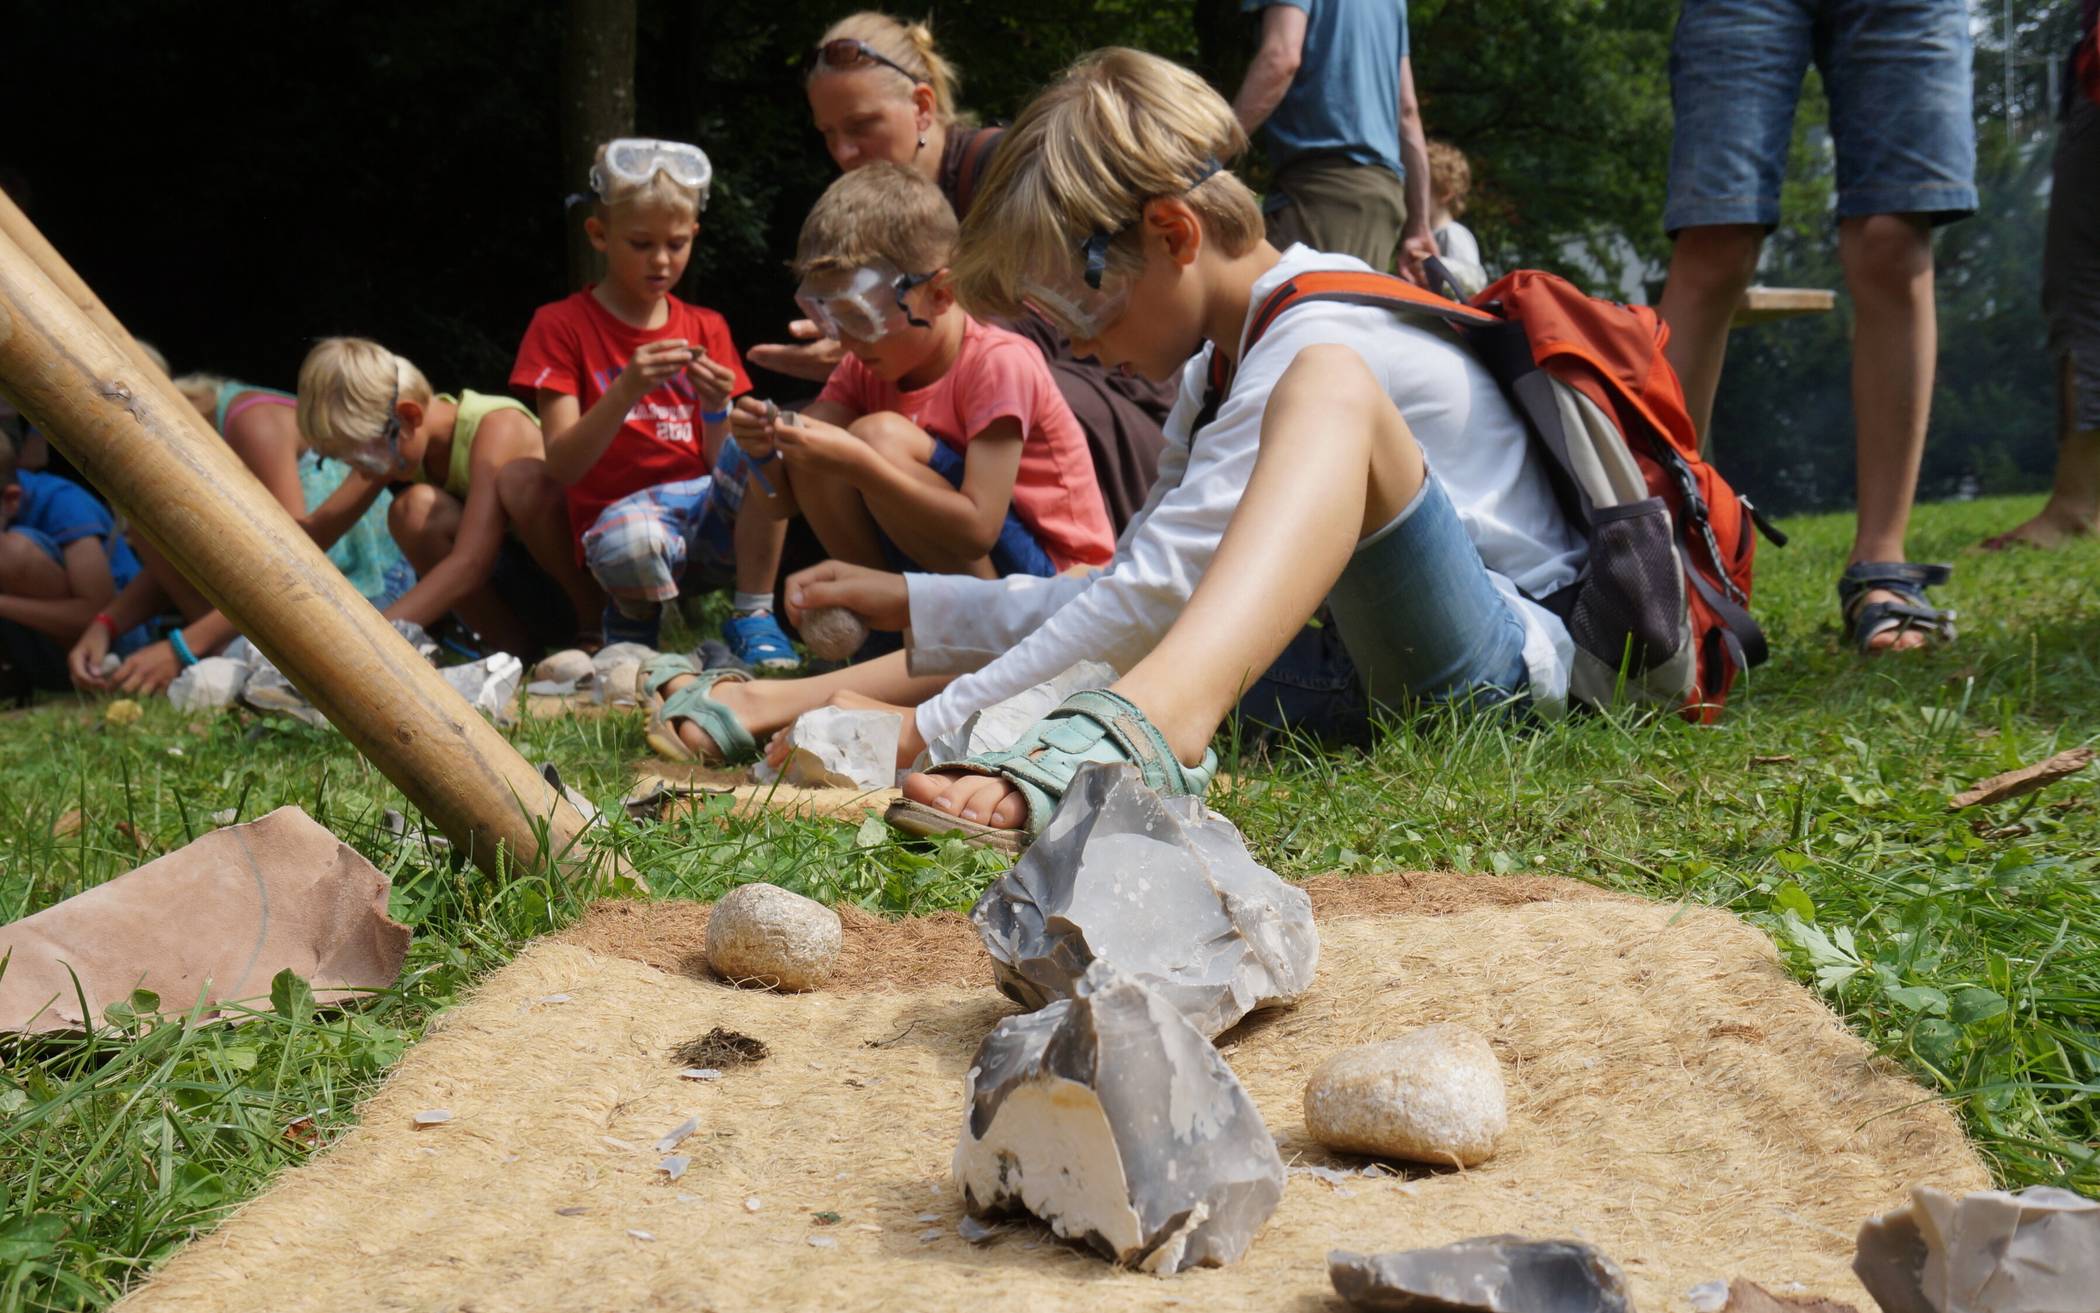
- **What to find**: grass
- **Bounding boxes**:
[2,493,2097,1309]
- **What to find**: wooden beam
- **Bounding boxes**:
[1732,286,1837,327]
[0,200,598,883]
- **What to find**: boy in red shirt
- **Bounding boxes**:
[728,163,1114,581]
[511,138,798,666]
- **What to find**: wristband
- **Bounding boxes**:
[701,408,731,424]
[168,629,199,668]
[92,612,119,636]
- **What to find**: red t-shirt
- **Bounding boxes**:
[511,289,752,541]
[815,317,1115,571]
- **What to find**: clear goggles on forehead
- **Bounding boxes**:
[591,138,713,210]
[793,261,935,342]
[338,376,406,479]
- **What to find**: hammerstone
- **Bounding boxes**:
[706,883,843,991]
[1304,1023,1508,1166]
[800,606,869,662]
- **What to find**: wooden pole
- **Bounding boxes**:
[0,206,597,883]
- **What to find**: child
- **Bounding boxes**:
[727,163,1114,582]
[871,48,1585,845]
[1,429,145,694]
[67,373,409,695]
[1426,140,1488,298]
[297,338,605,656]
[512,137,797,667]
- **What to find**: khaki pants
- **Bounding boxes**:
[1263,155,1409,271]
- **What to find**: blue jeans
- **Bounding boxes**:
[877,441,1056,578]
[1665,0,1978,232]
[1235,473,1532,741]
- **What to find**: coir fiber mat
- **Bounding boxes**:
[117,873,1987,1313]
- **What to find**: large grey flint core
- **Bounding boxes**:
[1854,1185,2100,1313]
[1330,1237,1635,1313]
[971,763,1317,1038]
[953,962,1285,1272]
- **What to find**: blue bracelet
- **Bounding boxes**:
[168,629,199,668]
[701,408,730,424]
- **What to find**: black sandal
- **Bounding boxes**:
[1837,562,1956,653]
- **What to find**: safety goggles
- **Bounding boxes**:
[590,138,713,210]
[339,376,405,479]
[1019,158,1227,341]
[794,262,936,342]
[813,37,925,87]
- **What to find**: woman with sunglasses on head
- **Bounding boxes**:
[749,11,1170,533]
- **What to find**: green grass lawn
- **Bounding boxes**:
[3,494,2097,1310]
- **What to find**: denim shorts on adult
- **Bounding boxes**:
[1665,0,1978,232]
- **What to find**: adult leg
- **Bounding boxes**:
[495,460,604,629]
[1658,226,1766,439]
[903,344,1424,829]
[389,484,531,654]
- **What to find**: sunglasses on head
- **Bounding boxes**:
[814,38,925,87]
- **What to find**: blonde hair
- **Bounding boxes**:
[1427,141,1471,216]
[794,163,958,279]
[811,12,969,128]
[171,373,226,417]
[952,48,1261,320]
[591,142,702,221]
[295,338,433,462]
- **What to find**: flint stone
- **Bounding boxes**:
[592,643,657,706]
[241,657,329,728]
[779,707,902,790]
[800,606,869,662]
[390,619,438,661]
[530,648,597,696]
[924,660,1120,765]
[1854,1185,2100,1313]
[440,653,524,725]
[953,962,1285,1273]
[706,882,843,991]
[1329,1237,1633,1313]
[168,657,250,711]
[1304,1024,1508,1166]
[971,763,1317,1038]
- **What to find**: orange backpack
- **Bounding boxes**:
[1211,266,1779,721]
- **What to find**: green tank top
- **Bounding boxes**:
[412,390,538,500]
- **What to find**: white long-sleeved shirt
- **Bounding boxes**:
[905,245,1584,742]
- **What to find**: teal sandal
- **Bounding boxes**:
[641,655,758,765]
[885,689,1216,853]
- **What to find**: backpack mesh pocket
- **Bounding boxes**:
[1567,497,1687,676]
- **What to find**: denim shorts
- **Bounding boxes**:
[1322,472,1532,714]
[1665,0,1978,232]
[581,437,754,603]
[877,440,1056,579]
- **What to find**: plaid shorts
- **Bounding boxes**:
[582,436,760,603]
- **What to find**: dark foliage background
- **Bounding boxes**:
[1,0,2075,513]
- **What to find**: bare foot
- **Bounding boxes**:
[1980,504,2097,552]
[1851,587,1937,654]
[900,770,1028,829]
[653,671,753,760]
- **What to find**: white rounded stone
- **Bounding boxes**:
[706,883,843,992]
[534,648,595,685]
[800,606,869,662]
[1303,1023,1508,1166]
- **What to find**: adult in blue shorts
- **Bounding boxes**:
[1657,0,1976,653]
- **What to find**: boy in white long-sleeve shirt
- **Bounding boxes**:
[643,48,1583,850]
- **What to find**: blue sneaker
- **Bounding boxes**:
[721,611,801,671]
[602,602,662,650]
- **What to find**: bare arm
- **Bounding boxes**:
[538,339,694,486]
[1233,5,1308,136]
[300,469,390,551]
[1395,54,1437,283]
[380,459,512,633]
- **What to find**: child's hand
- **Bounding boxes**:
[111,640,183,696]
[686,350,738,413]
[747,320,846,382]
[784,560,910,632]
[771,414,867,477]
[617,339,697,400]
[728,397,777,460]
[67,623,113,691]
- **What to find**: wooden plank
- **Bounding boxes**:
[1732,286,1837,327]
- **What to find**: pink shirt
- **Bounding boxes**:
[817,317,1114,571]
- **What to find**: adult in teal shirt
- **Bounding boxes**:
[1232,0,1436,280]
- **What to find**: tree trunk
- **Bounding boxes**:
[0,191,601,885]
[560,0,638,291]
